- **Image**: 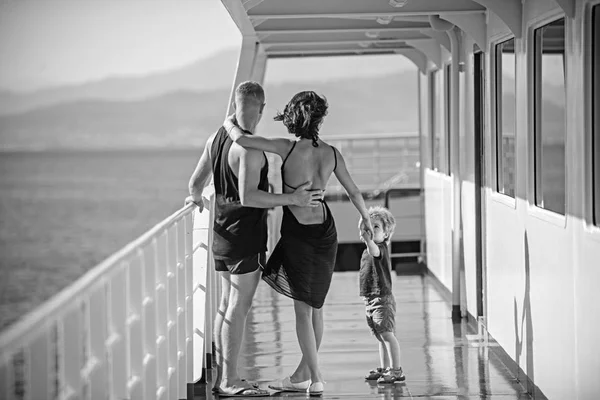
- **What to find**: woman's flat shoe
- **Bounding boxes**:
[268,376,310,392]
[308,382,324,396]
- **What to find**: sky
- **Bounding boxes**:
[0,1,241,92]
[0,1,418,94]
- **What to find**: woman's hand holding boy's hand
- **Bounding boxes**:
[358,217,373,238]
[359,227,372,243]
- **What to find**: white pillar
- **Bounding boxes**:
[250,44,268,85]
[448,27,463,322]
[226,36,260,117]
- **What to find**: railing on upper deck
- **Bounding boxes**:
[0,190,217,400]
[326,132,420,193]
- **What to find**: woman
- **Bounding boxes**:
[224,91,372,396]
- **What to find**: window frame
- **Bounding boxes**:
[444,63,452,176]
[429,70,438,170]
[492,36,517,199]
[589,2,600,227]
[531,16,567,216]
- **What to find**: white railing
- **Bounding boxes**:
[327,132,421,192]
[0,190,216,400]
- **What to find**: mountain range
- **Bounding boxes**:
[0,48,565,151]
[0,49,420,151]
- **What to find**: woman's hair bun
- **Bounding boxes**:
[274,91,328,147]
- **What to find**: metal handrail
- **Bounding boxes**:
[384,187,423,209]
[382,187,426,264]
[0,194,213,400]
[0,204,195,348]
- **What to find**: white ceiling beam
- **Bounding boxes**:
[252,18,267,28]
[242,0,264,12]
[423,30,451,52]
[471,0,522,38]
[248,10,485,20]
[394,49,428,74]
[256,27,432,35]
[262,38,426,48]
[554,0,575,17]
[221,0,256,36]
[405,39,442,68]
[439,13,487,51]
[266,48,399,56]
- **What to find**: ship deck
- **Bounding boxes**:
[193,271,529,399]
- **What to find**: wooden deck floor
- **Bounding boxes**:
[194,272,530,399]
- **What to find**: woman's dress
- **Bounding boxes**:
[262,141,338,309]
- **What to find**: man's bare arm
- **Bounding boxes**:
[238,148,322,208]
[186,135,214,211]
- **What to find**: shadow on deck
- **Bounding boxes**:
[193,272,530,399]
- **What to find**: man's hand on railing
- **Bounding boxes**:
[185,195,206,212]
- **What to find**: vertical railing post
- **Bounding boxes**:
[205,193,217,376]
[166,228,179,399]
[175,220,187,395]
[184,212,194,394]
[109,266,128,399]
[142,242,158,400]
[0,354,9,399]
[29,330,50,399]
[89,283,107,399]
[192,187,214,383]
[128,253,144,399]
[155,233,168,400]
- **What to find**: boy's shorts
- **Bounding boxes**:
[214,253,265,275]
[364,294,396,336]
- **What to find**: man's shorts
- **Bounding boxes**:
[364,294,396,336]
[214,252,265,275]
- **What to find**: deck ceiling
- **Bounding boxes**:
[224,0,487,60]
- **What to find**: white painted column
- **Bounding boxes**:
[448,27,463,321]
[250,44,268,85]
[225,36,260,116]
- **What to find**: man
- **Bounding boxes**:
[186,81,322,397]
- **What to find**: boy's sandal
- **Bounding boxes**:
[364,367,386,380]
[376,368,406,384]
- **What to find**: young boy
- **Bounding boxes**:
[359,206,405,383]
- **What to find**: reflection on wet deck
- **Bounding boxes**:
[195,272,530,399]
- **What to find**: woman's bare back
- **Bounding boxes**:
[282,138,337,224]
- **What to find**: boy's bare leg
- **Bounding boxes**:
[291,306,323,382]
[293,300,324,383]
[220,269,261,389]
[380,332,401,368]
[212,272,231,391]
[377,335,391,368]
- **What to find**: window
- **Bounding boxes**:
[445,64,452,175]
[432,70,444,172]
[495,38,516,197]
[429,71,438,169]
[533,18,566,215]
[593,6,600,225]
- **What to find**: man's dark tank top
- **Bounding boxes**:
[210,126,269,261]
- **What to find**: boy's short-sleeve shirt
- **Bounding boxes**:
[359,242,392,297]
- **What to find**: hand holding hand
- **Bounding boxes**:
[359,226,373,243]
[358,216,373,239]
[292,181,324,207]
